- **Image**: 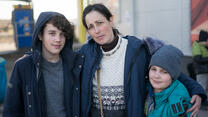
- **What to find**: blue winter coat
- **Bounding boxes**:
[78,35,207,117]
[3,12,84,117]
[146,80,193,117]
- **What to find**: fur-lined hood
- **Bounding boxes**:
[143,37,164,55]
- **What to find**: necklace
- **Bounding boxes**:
[103,38,122,56]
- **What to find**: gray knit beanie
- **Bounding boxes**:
[149,45,183,80]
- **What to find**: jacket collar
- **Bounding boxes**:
[154,80,179,106]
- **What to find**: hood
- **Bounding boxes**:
[32,11,73,51]
[143,37,164,55]
[31,11,74,65]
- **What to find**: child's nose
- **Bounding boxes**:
[154,72,160,78]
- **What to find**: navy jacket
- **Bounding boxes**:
[3,12,84,117]
[79,35,207,117]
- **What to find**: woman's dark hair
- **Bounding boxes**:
[82,3,120,35]
[39,14,74,41]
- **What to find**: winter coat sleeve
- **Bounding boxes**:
[3,62,25,117]
[178,73,207,102]
[167,95,192,117]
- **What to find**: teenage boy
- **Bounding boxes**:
[3,11,83,117]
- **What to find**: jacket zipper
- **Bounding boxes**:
[26,85,31,115]
[125,43,145,115]
[86,46,101,116]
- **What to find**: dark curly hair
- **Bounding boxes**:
[39,14,73,41]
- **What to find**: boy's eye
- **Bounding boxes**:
[60,32,64,36]
[87,25,93,30]
[88,26,92,30]
[161,70,168,74]
[49,32,56,35]
[150,67,156,71]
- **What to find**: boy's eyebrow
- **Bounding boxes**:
[47,30,56,32]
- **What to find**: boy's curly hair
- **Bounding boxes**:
[40,14,74,41]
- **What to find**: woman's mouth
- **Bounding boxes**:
[97,35,104,40]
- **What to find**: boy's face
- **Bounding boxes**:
[39,23,66,58]
[149,66,172,93]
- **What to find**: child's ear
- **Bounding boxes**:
[38,34,42,41]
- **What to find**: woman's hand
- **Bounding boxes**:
[187,95,201,117]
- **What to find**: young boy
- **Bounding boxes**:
[145,45,194,117]
[3,12,83,117]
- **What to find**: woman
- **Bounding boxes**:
[79,3,206,117]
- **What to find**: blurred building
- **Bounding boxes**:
[82,0,208,57]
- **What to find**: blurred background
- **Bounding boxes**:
[0,0,207,116]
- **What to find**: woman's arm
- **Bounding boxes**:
[178,73,207,101]
[178,73,207,117]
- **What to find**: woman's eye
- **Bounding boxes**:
[97,21,103,25]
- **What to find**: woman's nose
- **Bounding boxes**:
[94,26,100,33]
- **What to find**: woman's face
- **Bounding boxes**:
[85,11,114,45]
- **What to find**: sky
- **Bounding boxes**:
[0,0,78,20]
